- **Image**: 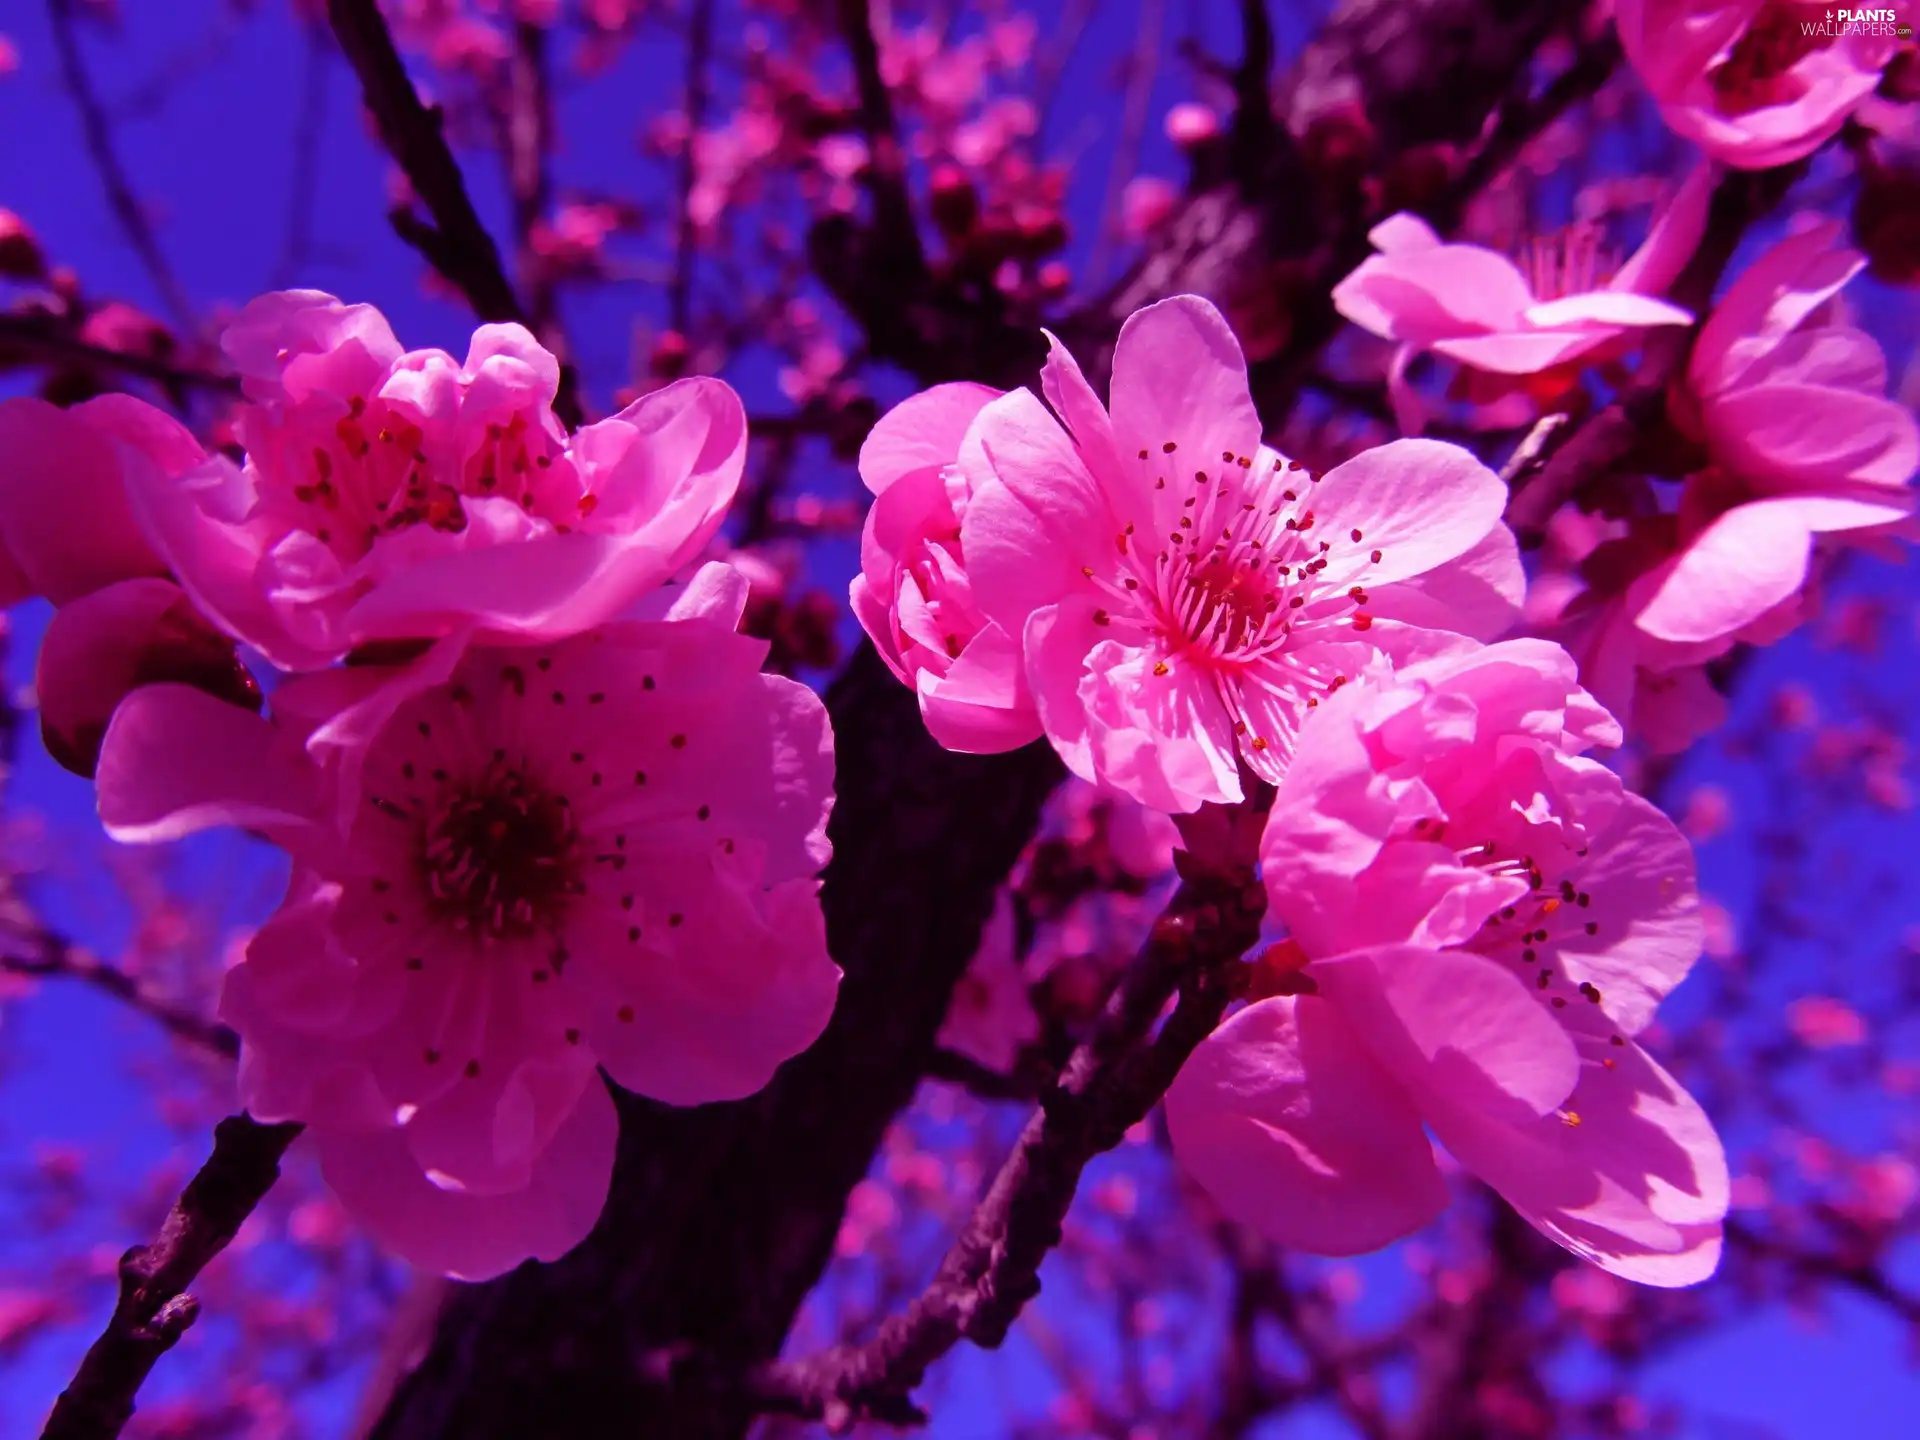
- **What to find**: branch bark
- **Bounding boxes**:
[324,0,583,427]
[39,1115,303,1440]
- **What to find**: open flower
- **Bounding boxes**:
[1166,640,1728,1285]
[1332,167,1706,392]
[96,567,839,1279]
[851,382,1044,751]
[1639,223,1918,645]
[132,290,746,670]
[955,294,1521,812]
[1617,0,1895,169]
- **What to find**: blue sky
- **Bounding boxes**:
[1,3,1918,1436]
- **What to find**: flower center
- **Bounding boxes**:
[1710,3,1834,116]
[1514,223,1616,303]
[419,764,581,939]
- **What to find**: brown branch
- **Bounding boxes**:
[1726,1220,1920,1325]
[1087,0,1168,290]
[47,0,195,331]
[836,0,922,274]
[39,1115,304,1440]
[2,929,238,1061]
[270,22,335,290]
[1228,0,1280,171]
[666,806,1268,1429]
[324,0,583,428]
[0,311,236,397]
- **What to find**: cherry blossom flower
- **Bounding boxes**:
[0,395,254,775]
[1331,165,1707,387]
[953,294,1522,811]
[95,567,839,1278]
[851,382,1044,752]
[131,290,745,671]
[1166,640,1728,1285]
[1617,0,1895,170]
[1641,223,1918,645]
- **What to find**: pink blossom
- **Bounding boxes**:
[1786,994,1868,1049]
[1164,102,1220,148]
[1617,0,1895,169]
[936,894,1039,1073]
[0,395,254,775]
[1120,177,1178,241]
[1523,505,1734,755]
[1166,640,1728,1285]
[130,291,746,671]
[851,382,1044,752]
[950,294,1521,810]
[1640,224,1918,645]
[1332,166,1706,381]
[95,568,839,1278]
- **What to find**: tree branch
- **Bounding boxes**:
[324,0,583,427]
[2,926,238,1061]
[670,0,715,338]
[47,0,195,331]
[0,311,236,397]
[39,1115,303,1440]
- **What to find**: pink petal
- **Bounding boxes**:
[1611,162,1716,298]
[1431,329,1619,375]
[1038,329,1126,483]
[1078,639,1243,812]
[1317,945,1581,1123]
[1635,499,1820,644]
[0,397,167,603]
[313,1076,617,1281]
[1690,222,1859,394]
[919,621,1046,753]
[1165,994,1449,1256]
[1705,382,1919,491]
[221,289,403,402]
[1521,293,1692,331]
[1554,791,1700,1036]
[96,683,321,844]
[1106,296,1263,479]
[1362,521,1524,642]
[574,875,840,1105]
[859,383,1001,496]
[964,391,1114,630]
[1367,212,1444,256]
[1425,1028,1728,1287]
[36,577,255,779]
[1310,439,1508,588]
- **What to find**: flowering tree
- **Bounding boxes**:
[0,1,1917,1437]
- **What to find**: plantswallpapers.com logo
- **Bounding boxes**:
[1811,7,1914,35]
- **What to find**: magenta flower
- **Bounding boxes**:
[0,395,255,776]
[1332,168,1706,382]
[1165,640,1729,1285]
[850,382,1044,751]
[1617,0,1895,170]
[95,568,839,1279]
[1640,223,1918,645]
[132,290,746,670]
[952,294,1520,811]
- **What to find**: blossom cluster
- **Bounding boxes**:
[853,250,1905,1281]
[0,292,840,1280]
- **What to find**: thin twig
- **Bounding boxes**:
[46,0,196,331]
[837,0,923,273]
[3,924,238,1061]
[40,1115,304,1440]
[324,0,583,427]
[0,312,236,396]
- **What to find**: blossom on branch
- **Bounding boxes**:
[95,565,839,1279]
[857,295,1523,812]
[1166,640,1729,1285]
